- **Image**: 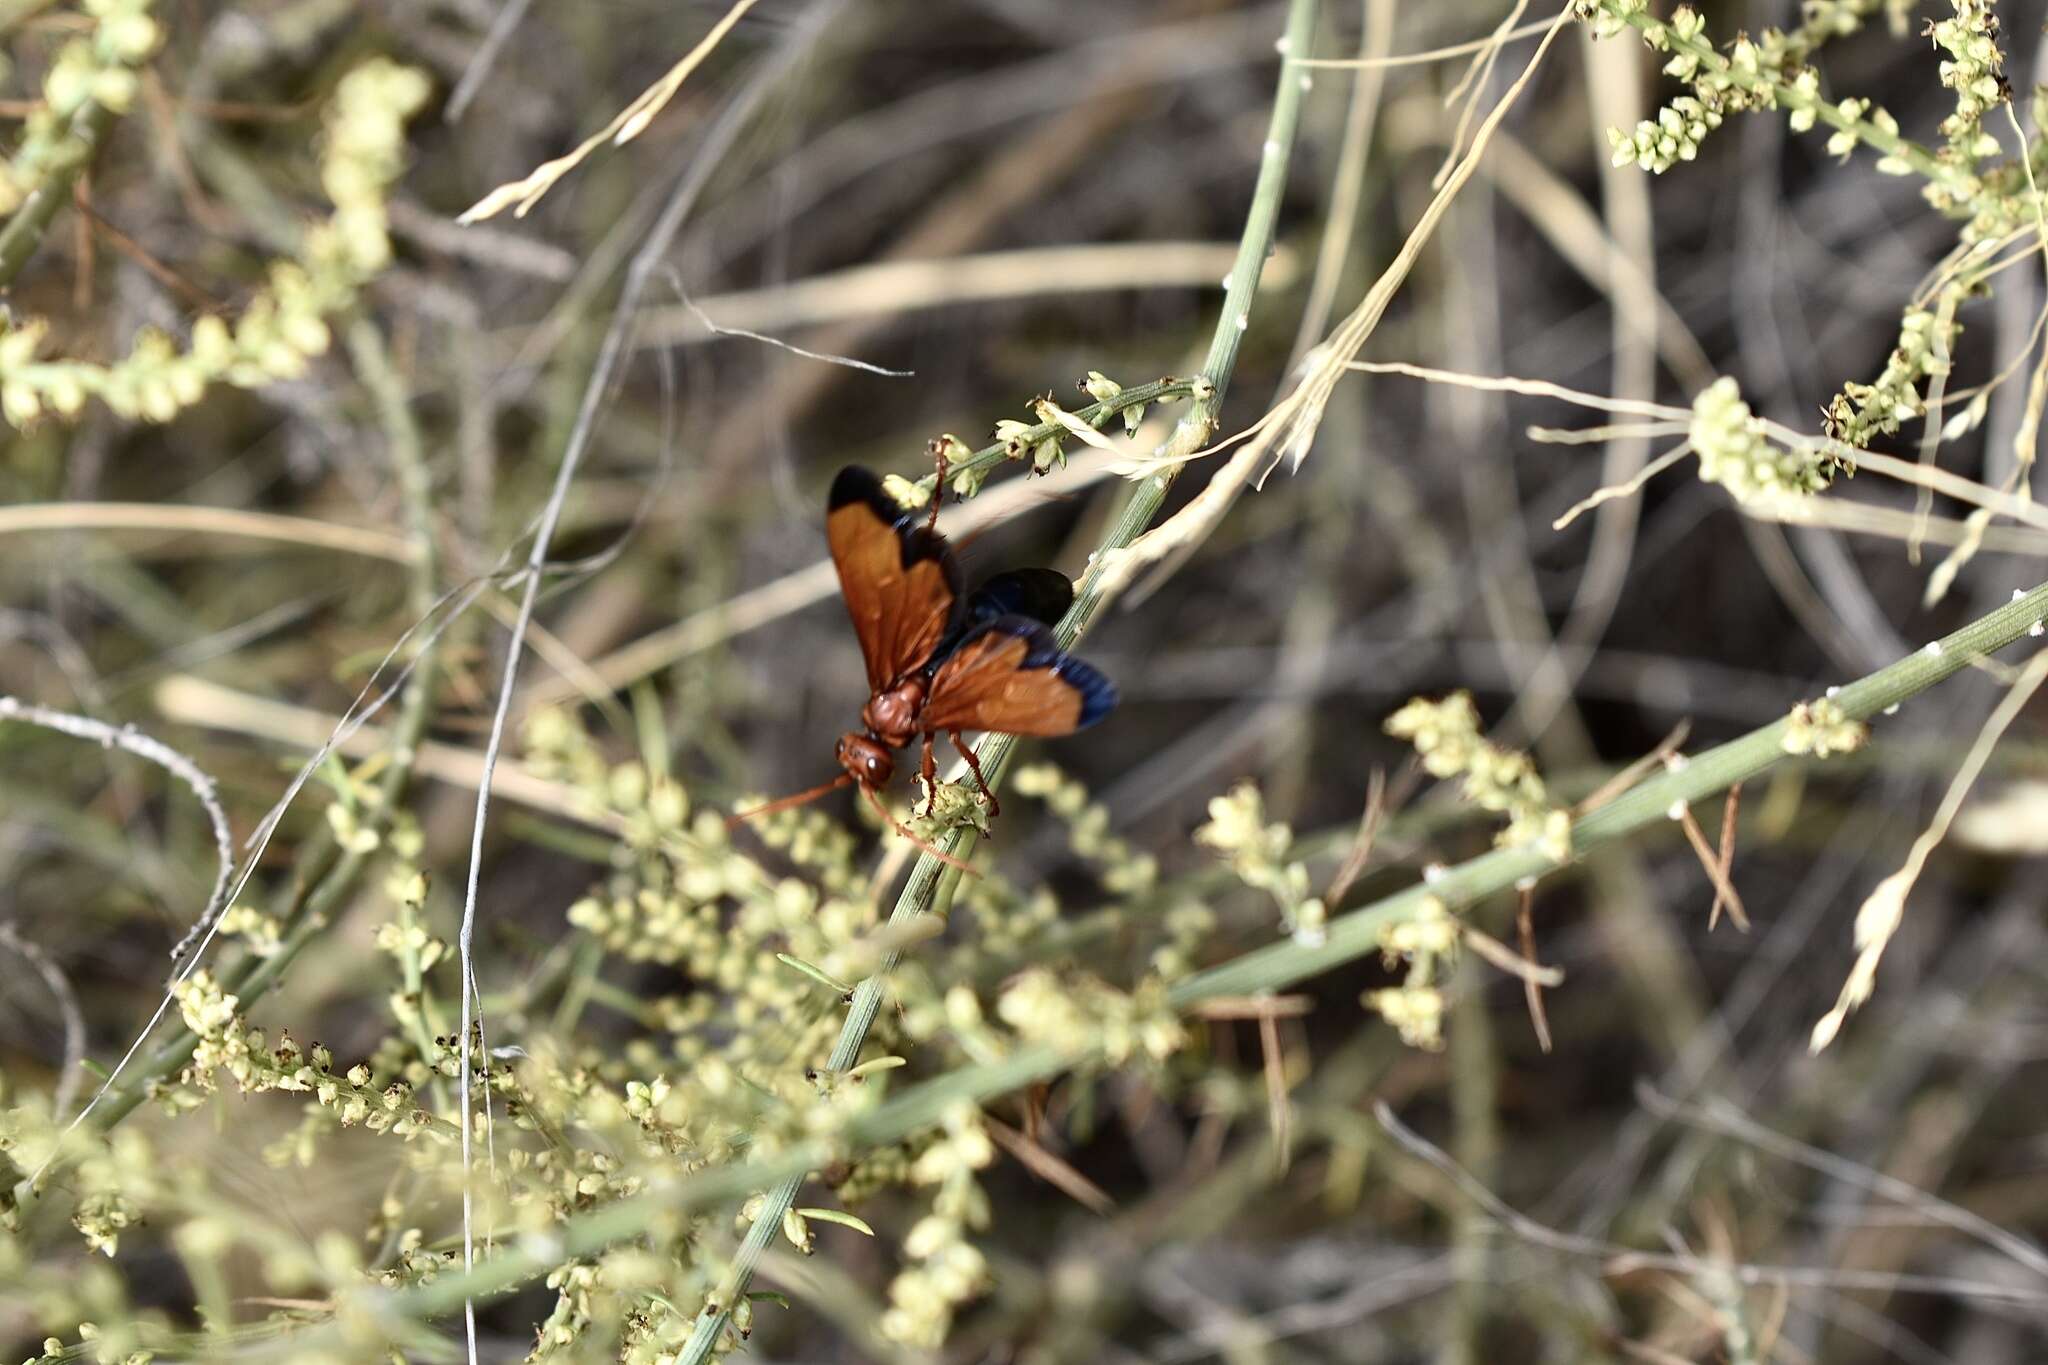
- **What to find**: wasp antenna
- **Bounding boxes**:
[728,773,855,829]
[859,783,978,876]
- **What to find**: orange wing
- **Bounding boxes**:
[920,617,1117,737]
[827,467,962,691]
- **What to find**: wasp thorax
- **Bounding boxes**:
[861,679,925,748]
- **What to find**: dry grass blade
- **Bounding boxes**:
[0,502,417,561]
[1529,420,1689,446]
[1758,420,2048,533]
[1355,357,2048,538]
[1662,755,1748,933]
[1756,493,2048,555]
[1752,1284,1789,1363]
[620,242,1278,351]
[1551,442,1691,531]
[1038,399,1124,454]
[446,0,536,122]
[151,675,606,829]
[1287,0,1394,367]
[457,0,761,223]
[1811,648,2048,1052]
[1346,359,1681,419]
[1907,290,1963,565]
[1431,0,1529,191]
[1290,15,1556,70]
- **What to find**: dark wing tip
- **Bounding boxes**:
[990,615,1118,729]
[830,465,888,514]
[830,464,959,586]
[967,567,1074,629]
[1057,653,1117,728]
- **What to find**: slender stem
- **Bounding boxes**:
[349,320,439,622]
[0,100,118,290]
[349,319,453,1104]
[1445,956,1500,1363]
[674,2,1320,1359]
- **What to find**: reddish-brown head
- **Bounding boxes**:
[836,732,894,789]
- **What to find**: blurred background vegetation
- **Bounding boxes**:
[7,0,2048,1361]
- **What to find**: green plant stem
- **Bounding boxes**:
[1188,590,2048,996]
[1445,957,1499,1365]
[673,1,1321,1359]
[1606,5,1966,196]
[348,318,453,1102]
[0,100,118,290]
[288,575,2048,1358]
[912,374,1202,495]
[348,319,439,623]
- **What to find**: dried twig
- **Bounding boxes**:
[1672,797,1749,932]
[984,1115,1113,1215]
[1515,887,1552,1052]
[1324,768,1389,906]
[1187,995,1315,1020]
[1260,1008,1292,1173]
[1576,720,1691,815]
[1461,923,1564,988]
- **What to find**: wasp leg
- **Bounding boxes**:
[920,732,938,815]
[951,731,999,818]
